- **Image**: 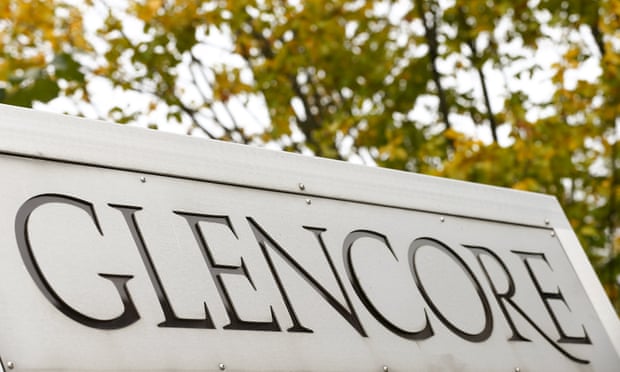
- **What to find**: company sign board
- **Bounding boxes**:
[0,104,618,371]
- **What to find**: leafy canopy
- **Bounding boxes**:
[2,0,620,313]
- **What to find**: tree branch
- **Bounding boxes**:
[415,0,453,132]
[459,8,498,143]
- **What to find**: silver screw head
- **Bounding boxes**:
[440,216,445,222]
[298,183,305,190]
[383,366,389,372]
[218,363,225,370]
[305,199,312,205]
[551,231,556,237]
[140,176,146,183]
[7,361,15,369]
[515,368,521,372]
[544,219,550,225]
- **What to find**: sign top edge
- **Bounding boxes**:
[0,104,559,227]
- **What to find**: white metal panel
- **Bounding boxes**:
[0,104,618,371]
[0,104,561,227]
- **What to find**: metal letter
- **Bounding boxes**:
[512,250,591,345]
[343,230,433,340]
[409,237,493,342]
[110,204,215,329]
[464,244,589,364]
[175,211,280,332]
[247,218,367,336]
[15,194,139,329]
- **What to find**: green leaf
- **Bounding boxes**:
[52,53,85,83]
[4,75,60,107]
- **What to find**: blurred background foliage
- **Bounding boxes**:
[1,0,619,313]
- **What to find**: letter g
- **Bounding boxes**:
[15,194,140,329]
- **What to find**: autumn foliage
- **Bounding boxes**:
[1,0,619,313]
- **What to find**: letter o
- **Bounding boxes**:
[409,237,493,342]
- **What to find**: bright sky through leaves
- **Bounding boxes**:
[1,0,619,313]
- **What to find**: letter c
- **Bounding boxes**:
[15,194,140,329]
[343,230,433,340]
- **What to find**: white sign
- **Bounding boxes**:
[0,104,618,371]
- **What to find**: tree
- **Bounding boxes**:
[0,0,89,107]
[438,0,620,312]
[2,0,619,313]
